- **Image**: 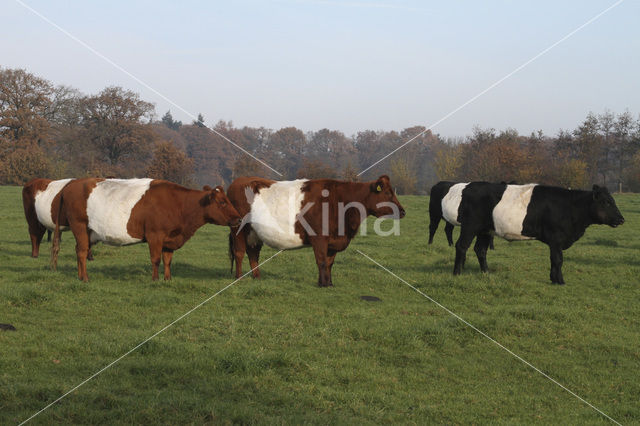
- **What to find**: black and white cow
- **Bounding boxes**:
[448,182,624,284]
[428,181,494,249]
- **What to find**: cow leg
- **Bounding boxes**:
[87,244,95,261]
[549,246,565,285]
[311,238,330,287]
[162,249,174,281]
[247,241,263,279]
[489,235,495,250]
[29,224,47,258]
[453,227,476,275]
[231,230,247,278]
[325,249,338,286]
[428,218,439,244]
[148,239,162,281]
[473,233,492,273]
[444,222,454,247]
[71,224,90,282]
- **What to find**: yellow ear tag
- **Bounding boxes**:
[376,185,382,192]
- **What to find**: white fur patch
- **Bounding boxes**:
[34,178,74,230]
[441,183,468,226]
[248,180,307,250]
[86,179,152,246]
[493,184,537,241]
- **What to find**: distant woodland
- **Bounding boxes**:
[2,67,640,194]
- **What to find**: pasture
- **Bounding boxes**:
[1,185,639,424]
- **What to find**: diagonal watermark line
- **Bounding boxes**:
[357,0,626,176]
[356,249,621,425]
[14,0,283,177]
[19,250,285,425]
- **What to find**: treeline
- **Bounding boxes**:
[2,67,640,193]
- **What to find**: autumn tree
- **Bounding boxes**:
[553,157,588,189]
[0,68,53,145]
[182,121,239,186]
[572,113,603,185]
[434,142,463,181]
[0,146,53,184]
[146,141,194,186]
[306,128,356,170]
[232,155,268,179]
[611,111,639,191]
[341,161,359,181]
[390,158,417,194]
[269,126,306,179]
[296,159,337,179]
[77,86,156,175]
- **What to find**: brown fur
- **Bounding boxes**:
[52,178,241,281]
[227,175,405,286]
[226,177,275,278]
[22,178,52,258]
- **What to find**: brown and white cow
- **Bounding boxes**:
[22,178,82,258]
[51,178,241,282]
[227,175,406,287]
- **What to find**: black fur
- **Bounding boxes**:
[428,181,455,246]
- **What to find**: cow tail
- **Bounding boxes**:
[50,194,63,271]
[228,230,235,274]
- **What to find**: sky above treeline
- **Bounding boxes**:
[3,0,639,138]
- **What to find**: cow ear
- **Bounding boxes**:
[203,185,212,191]
[371,179,384,193]
[592,184,600,191]
[214,186,224,193]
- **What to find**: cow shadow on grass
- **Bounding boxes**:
[0,247,38,257]
[4,261,235,282]
[567,253,640,267]
[584,238,619,248]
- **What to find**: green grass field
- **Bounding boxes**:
[1,185,639,424]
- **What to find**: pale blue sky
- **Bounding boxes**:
[2,0,639,137]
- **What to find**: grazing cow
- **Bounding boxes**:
[450,182,624,284]
[51,178,241,281]
[227,175,406,287]
[429,181,494,249]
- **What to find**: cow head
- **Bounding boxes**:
[365,175,406,219]
[201,186,242,226]
[591,185,624,227]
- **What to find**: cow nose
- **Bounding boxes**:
[229,217,242,227]
[399,208,406,218]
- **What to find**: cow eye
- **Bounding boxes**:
[220,200,227,206]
